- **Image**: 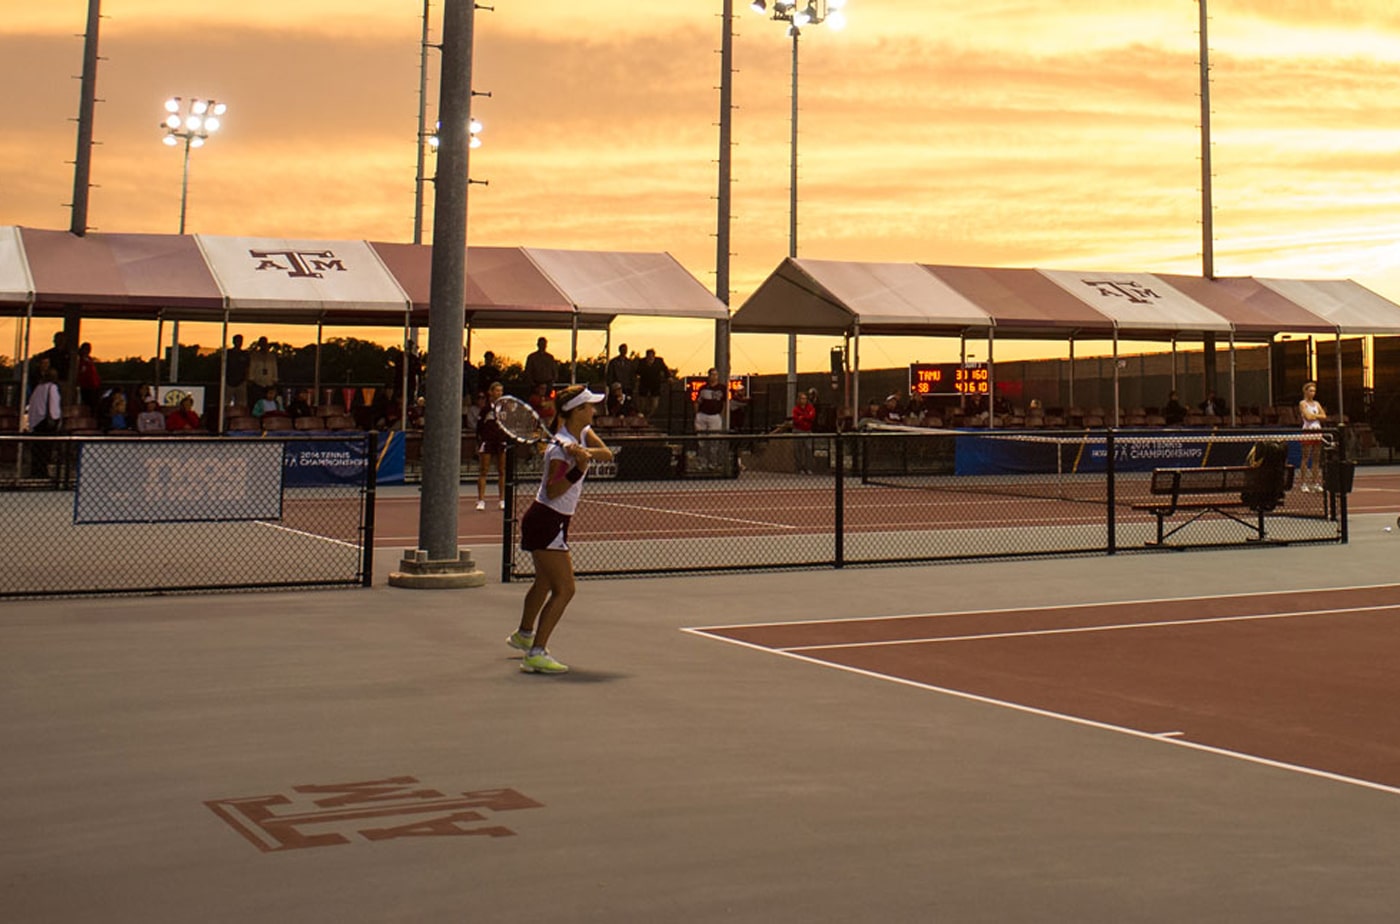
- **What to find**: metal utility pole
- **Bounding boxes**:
[1199,0,1218,393]
[390,0,485,589]
[715,0,734,393]
[63,0,102,402]
[70,0,100,237]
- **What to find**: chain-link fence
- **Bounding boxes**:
[0,433,376,597]
[502,427,1347,580]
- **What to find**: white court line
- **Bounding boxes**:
[254,520,362,550]
[680,628,1400,799]
[588,499,797,530]
[687,581,1400,632]
[780,602,1400,652]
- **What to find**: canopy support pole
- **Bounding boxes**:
[1112,334,1120,427]
[986,328,996,429]
[313,319,323,413]
[217,313,229,433]
[1266,336,1275,410]
[1068,338,1076,409]
[402,317,411,430]
[154,314,164,389]
[570,313,579,384]
[1335,332,1345,420]
[851,321,861,424]
[16,298,33,479]
[1228,331,1237,427]
[1170,337,1178,393]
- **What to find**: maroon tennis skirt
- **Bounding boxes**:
[520,501,571,552]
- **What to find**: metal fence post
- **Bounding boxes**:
[1106,428,1117,555]
[834,433,844,568]
[501,444,515,583]
[361,430,378,587]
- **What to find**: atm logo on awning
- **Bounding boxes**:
[250,249,348,278]
[1082,279,1161,305]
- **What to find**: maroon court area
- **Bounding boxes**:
[696,584,1400,791]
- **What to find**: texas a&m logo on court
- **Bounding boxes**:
[249,248,347,278]
[205,775,543,852]
[1081,279,1162,305]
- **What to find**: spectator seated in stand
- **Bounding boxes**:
[286,388,313,419]
[165,396,202,431]
[605,381,635,418]
[528,382,557,427]
[252,386,284,419]
[136,398,167,434]
[103,393,131,432]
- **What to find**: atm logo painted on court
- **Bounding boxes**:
[206,776,544,852]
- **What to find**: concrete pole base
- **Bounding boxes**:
[387,548,487,589]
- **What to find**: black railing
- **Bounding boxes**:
[503,427,1348,580]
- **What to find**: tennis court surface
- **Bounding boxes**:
[4,480,1400,921]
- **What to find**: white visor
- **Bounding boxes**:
[561,388,606,411]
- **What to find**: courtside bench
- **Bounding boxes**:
[1133,464,1294,545]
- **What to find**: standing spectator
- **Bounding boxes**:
[605,344,636,395]
[77,342,101,412]
[478,351,502,393]
[529,382,557,427]
[225,334,250,407]
[26,364,61,477]
[462,349,479,399]
[246,336,279,398]
[166,396,202,431]
[635,348,669,420]
[252,385,284,419]
[694,367,726,470]
[32,332,68,382]
[524,336,558,391]
[476,381,508,511]
[791,390,816,474]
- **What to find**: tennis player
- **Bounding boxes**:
[508,384,613,674]
[1298,381,1327,492]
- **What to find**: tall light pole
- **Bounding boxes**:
[161,96,226,382]
[751,0,847,409]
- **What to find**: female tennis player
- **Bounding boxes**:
[1298,381,1327,492]
[508,384,612,674]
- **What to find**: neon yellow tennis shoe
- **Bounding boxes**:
[520,651,569,674]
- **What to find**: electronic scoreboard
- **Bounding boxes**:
[909,362,990,397]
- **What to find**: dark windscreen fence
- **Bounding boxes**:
[0,433,376,598]
[503,427,1347,581]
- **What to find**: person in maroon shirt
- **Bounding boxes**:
[791,390,817,474]
[166,396,202,431]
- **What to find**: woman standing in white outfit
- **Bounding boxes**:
[1298,381,1326,492]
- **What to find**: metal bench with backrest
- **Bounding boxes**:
[1132,443,1294,545]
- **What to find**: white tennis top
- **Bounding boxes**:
[535,424,593,515]
[1300,399,1323,431]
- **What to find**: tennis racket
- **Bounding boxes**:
[492,395,562,446]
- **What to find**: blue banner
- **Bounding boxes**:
[282,438,372,487]
[375,431,405,485]
[956,432,1302,476]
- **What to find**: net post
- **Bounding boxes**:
[361,430,378,587]
[1105,428,1117,555]
[834,433,845,568]
[501,443,516,583]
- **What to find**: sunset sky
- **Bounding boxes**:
[4,1,1400,377]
